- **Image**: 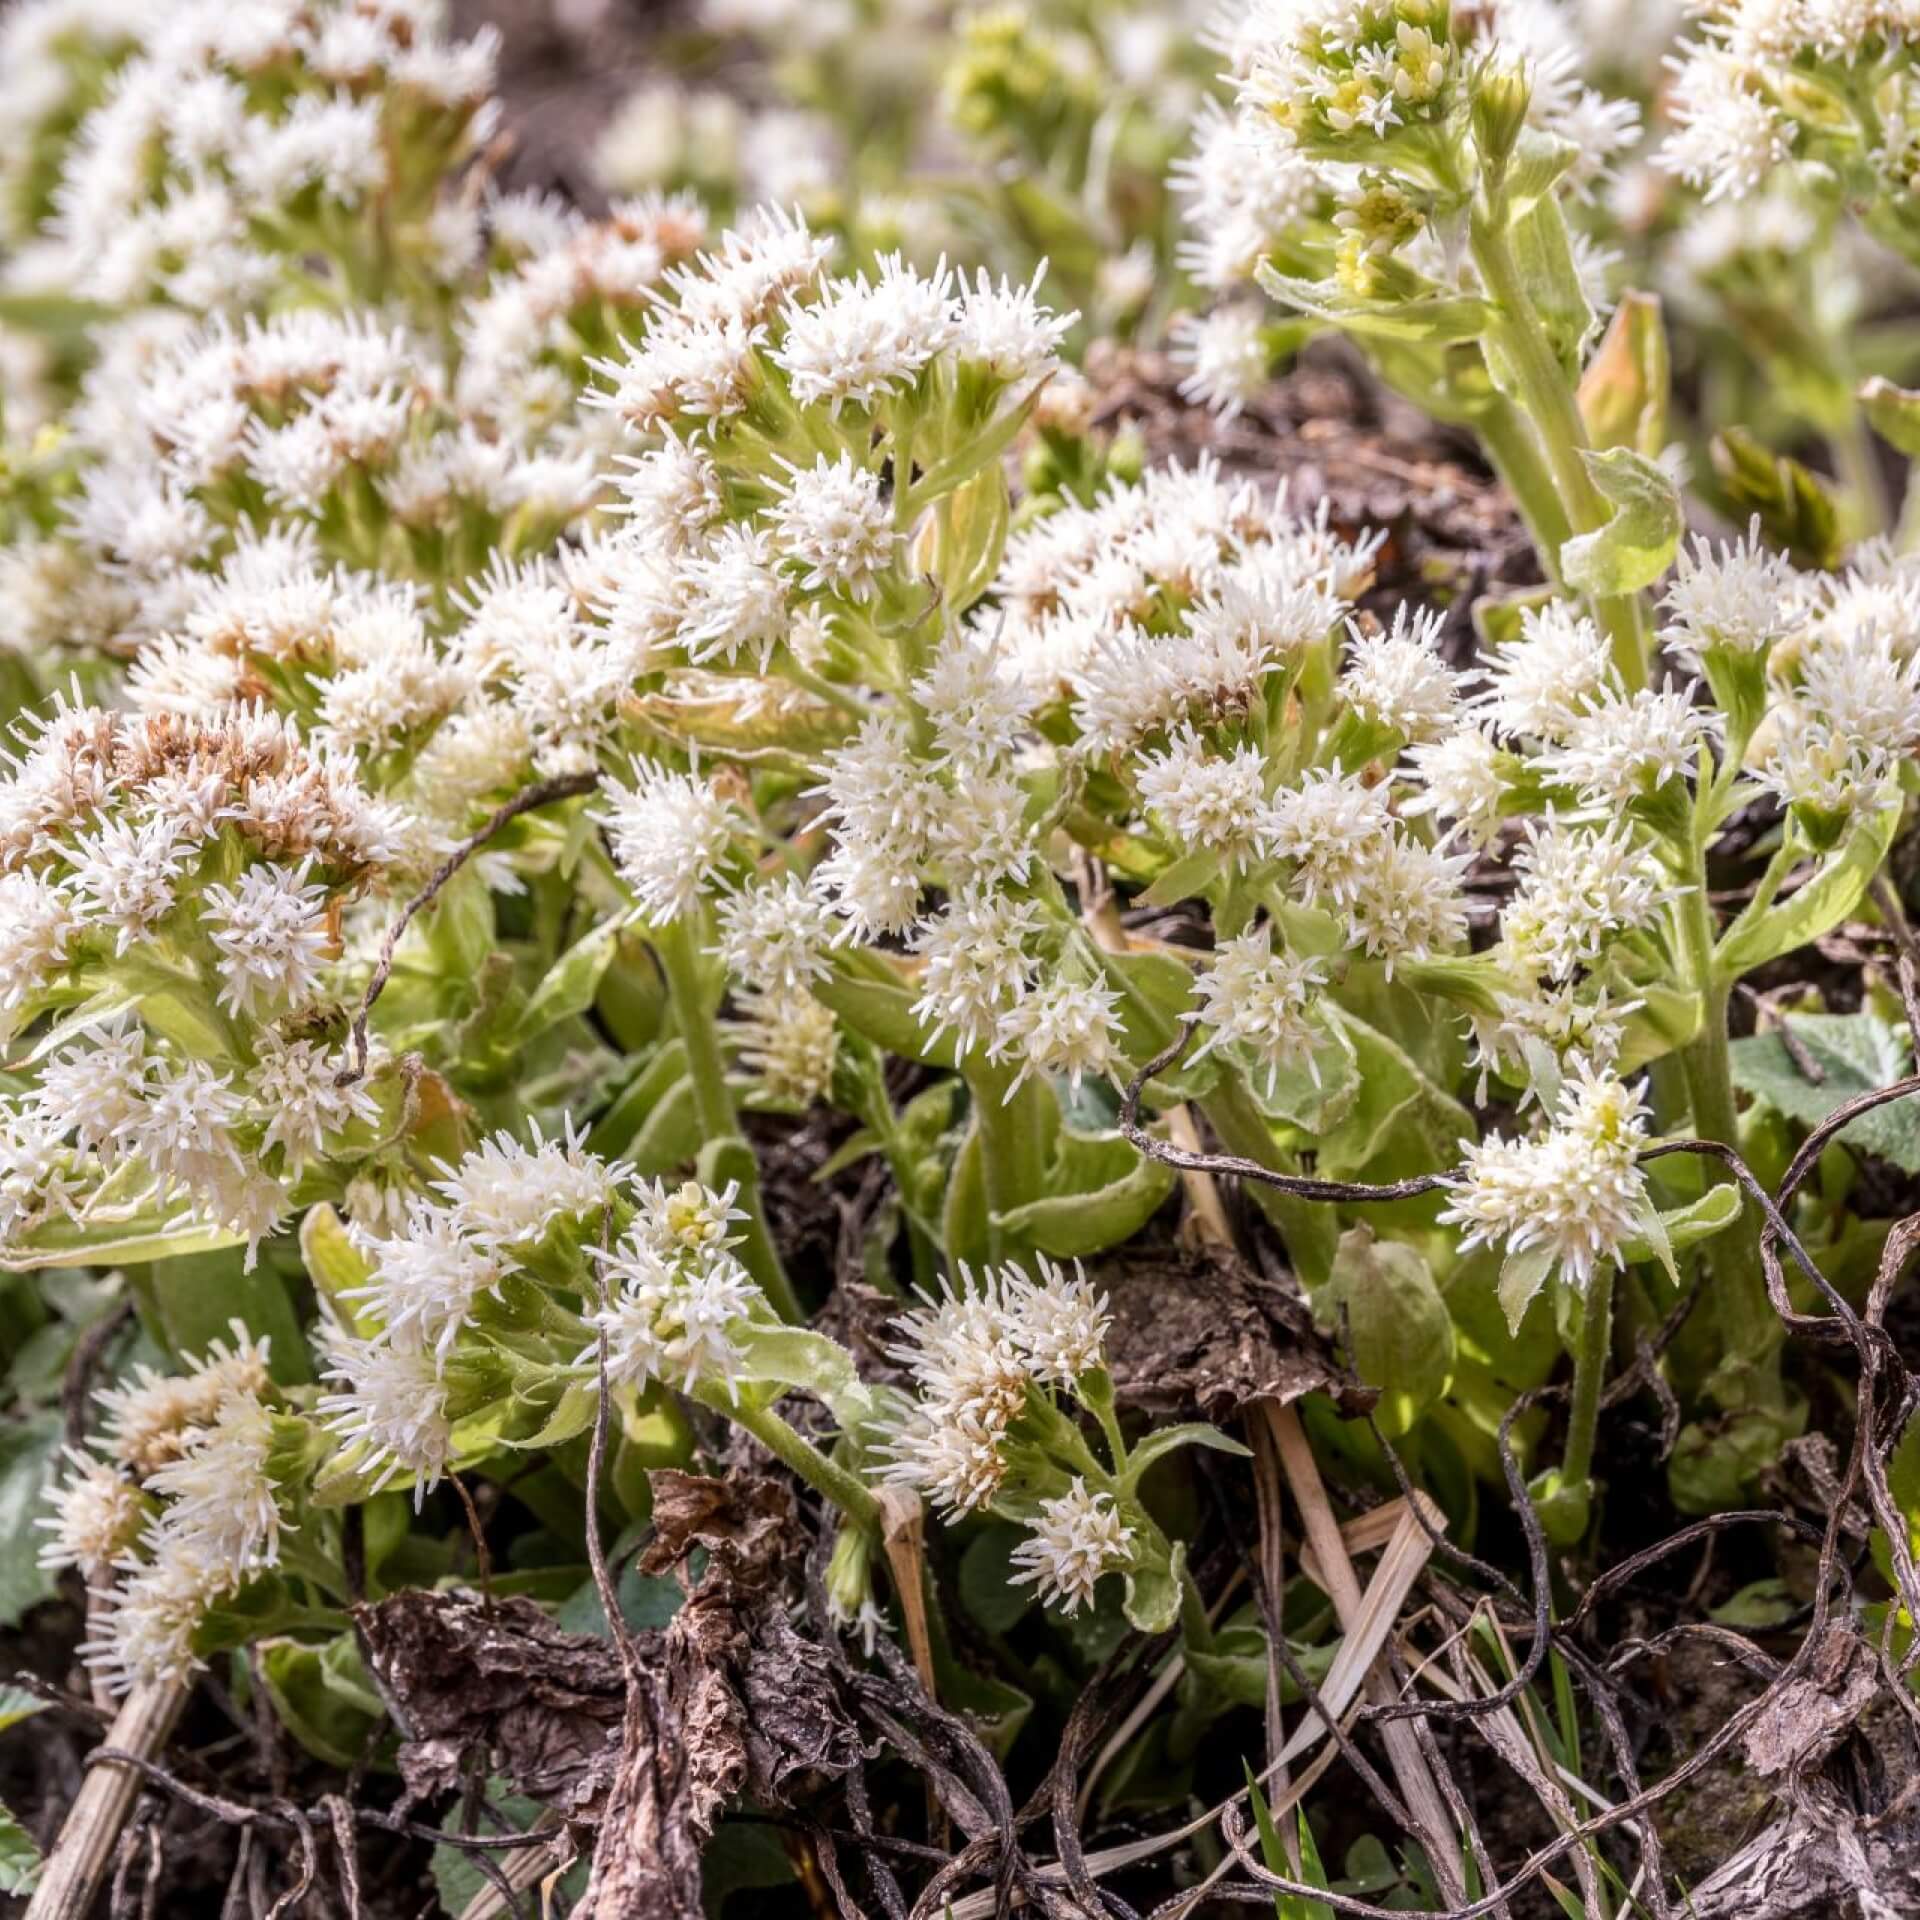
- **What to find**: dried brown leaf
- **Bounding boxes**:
[1098,1243,1368,1421]
[355,1590,626,1815]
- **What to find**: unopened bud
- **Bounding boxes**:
[1472,59,1532,168]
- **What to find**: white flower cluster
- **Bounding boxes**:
[0,705,402,1259]
[1173,0,1639,327]
[320,1124,630,1503]
[2,0,497,311]
[1658,0,1920,204]
[1008,1479,1136,1615]
[584,1178,768,1396]
[881,1257,1111,1516]
[1441,1063,1652,1306]
[40,1323,283,1692]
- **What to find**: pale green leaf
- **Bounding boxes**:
[1731,1010,1920,1171]
[1560,447,1682,597]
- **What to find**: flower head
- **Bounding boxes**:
[1009,1479,1133,1615]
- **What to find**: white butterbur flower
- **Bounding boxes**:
[1171,305,1271,418]
[0,868,84,1010]
[95,1322,271,1477]
[1344,829,1459,967]
[68,815,195,952]
[602,762,739,922]
[768,454,894,600]
[1265,767,1394,907]
[1475,604,1614,744]
[716,874,836,993]
[1009,1480,1133,1615]
[1503,818,1669,981]
[37,1450,145,1583]
[914,632,1031,770]
[1193,927,1328,1091]
[951,264,1074,383]
[1135,728,1272,868]
[991,980,1122,1096]
[1341,607,1457,743]
[1659,46,1795,201]
[349,1203,504,1364]
[1441,1065,1651,1299]
[731,987,838,1104]
[85,1540,233,1694]
[1005,1256,1111,1384]
[774,254,954,412]
[1406,724,1508,845]
[317,1328,454,1508]
[677,524,790,665]
[1794,635,1920,755]
[248,1035,378,1174]
[1540,684,1717,807]
[910,891,1043,1058]
[143,1394,282,1574]
[199,860,332,1017]
[586,1232,760,1396]
[882,1268,1033,1513]
[1660,519,1801,663]
[433,1122,627,1252]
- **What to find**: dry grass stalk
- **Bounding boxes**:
[25,1676,189,1920]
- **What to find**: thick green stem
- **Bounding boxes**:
[1675,888,1785,1406]
[1179,1562,1216,1654]
[1559,1263,1614,1496]
[730,1399,882,1532]
[1469,205,1648,689]
[654,917,801,1322]
[968,1056,1056,1264]
[1476,395,1577,585]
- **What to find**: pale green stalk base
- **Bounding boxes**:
[1560,1264,1614,1497]
[730,1398,881,1533]
[654,918,801,1323]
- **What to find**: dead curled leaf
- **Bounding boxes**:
[1097,1242,1371,1421]
[1741,1622,1879,1781]
[354,1589,627,1815]
[581,1469,860,1920]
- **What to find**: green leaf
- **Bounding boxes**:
[136,1247,312,1385]
[1316,1013,1471,1181]
[557,1560,683,1637]
[1616,1184,1743,1267]
[1709,428,1844,571]
[0,1209,247,1272]
[509,1378,602,1449]
[1709,1577,1799,1629]
[513,921,620,1043]
[1578,291,1670,457]
[991,1130,1176,1258]
[591,1040,695,1159]
[0,1415,62,1627]
[959,1522,1037,1634]
[1257,265,1490,346]
[817,948,957,1069]
[1862,375,1920,456]
[1121,1421,1251,1482]
[1559,447,1682,597]
[259,1637,380,1769]
[1243,1761,1334,1920]
[0,1685,49,1735]
[1497,1241,1557,1336]
[299,1204,373,1327]
[1716,803,1900,979]
[1312,1226,1454,1439]
[1731,1009,1920,1171]
[0,1797,40,1897]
